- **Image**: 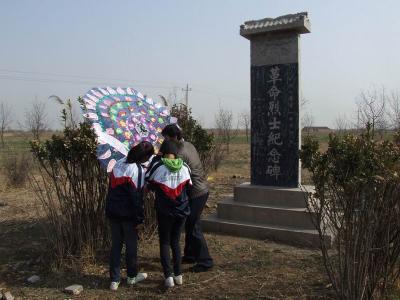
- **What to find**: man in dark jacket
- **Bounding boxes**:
[161,124,214,272]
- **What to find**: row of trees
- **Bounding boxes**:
[0,100,48,147]
[334,87,400,137]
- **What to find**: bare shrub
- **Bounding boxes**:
[356,88,387,138]
[387,90,400,130]
[239,110,250,143]
[2,152,31,187]
[334,114,350,136]
[25,101,48,140]
[215,107,237,153]
[208,139,225,171]
[30,99,158,265]
[301,126,400,299]
[0,101,12,148]
[30,123,109,263]
[302,111,315,136]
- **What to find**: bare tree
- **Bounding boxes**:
[300,97,308,110]
[239,110,250,142]
[25,101,48,140]
[302,111,314,136]
[0,101,12,147]
[356,87,387,137]
[335,113,350,136]
[215,107,236,153]
[300,97,315,136]
[386,90,400,130]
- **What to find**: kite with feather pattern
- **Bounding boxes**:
[82,87,176,172]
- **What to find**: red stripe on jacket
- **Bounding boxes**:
[110,172,137,189]
[150,179,191,200]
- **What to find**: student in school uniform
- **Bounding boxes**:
[146,140,192,287]
[106,141,154,291]
[161,124,214,272]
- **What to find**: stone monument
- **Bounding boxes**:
[202,12,331,247]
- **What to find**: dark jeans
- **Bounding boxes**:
[109,221,138,282]
[157,213,186,278]
[184,192,214,268]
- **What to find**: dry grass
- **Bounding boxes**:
[0,132,337,299]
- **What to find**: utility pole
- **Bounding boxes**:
[182,84,192,107]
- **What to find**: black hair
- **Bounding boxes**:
[126,141,155,163]
[159,140,179,157]
[161,124,183,140]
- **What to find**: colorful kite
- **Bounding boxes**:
[82,87,176,172]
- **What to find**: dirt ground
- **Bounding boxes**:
[0,135,338,299]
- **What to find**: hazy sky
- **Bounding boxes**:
[1,0,399,128]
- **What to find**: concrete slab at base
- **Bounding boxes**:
[202,213,329,248]
[202,184,331,248]
[217,198,315,229]
[234,183,310,208]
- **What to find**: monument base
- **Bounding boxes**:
[202,183,331,248]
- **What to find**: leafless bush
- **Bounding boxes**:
[210,140,226,171]
[0,101,12,148]
[239,110,250,143]
[334,114,350,136]
[25,101,48,140]
[215,107,237,153]
[30,124,110,264]
[387,90,400,130]
[356,88,387,138]
[2,152,31,187]
[302,111,315,136]
[30,122,158,267]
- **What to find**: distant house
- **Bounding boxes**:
[302,126,331,133]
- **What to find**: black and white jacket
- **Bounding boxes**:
[146,156,192,218]
[105,158,145,224]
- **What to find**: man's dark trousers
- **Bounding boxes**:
[184,192,213,268]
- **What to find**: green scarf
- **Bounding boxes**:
[161,158,183,173]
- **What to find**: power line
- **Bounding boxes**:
[0,74,173,90]
[0,68,250,103]
[0,68,184,87]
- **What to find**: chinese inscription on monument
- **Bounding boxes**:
[251,63,299,187]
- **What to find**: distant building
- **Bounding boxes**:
[302,126,331,133]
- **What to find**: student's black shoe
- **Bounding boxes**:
[191,264,213,273]
[182,256,196,264]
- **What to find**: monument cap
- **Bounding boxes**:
[240,12,311,39]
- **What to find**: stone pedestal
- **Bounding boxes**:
[203,183,331,247]
[202,13,331,247]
